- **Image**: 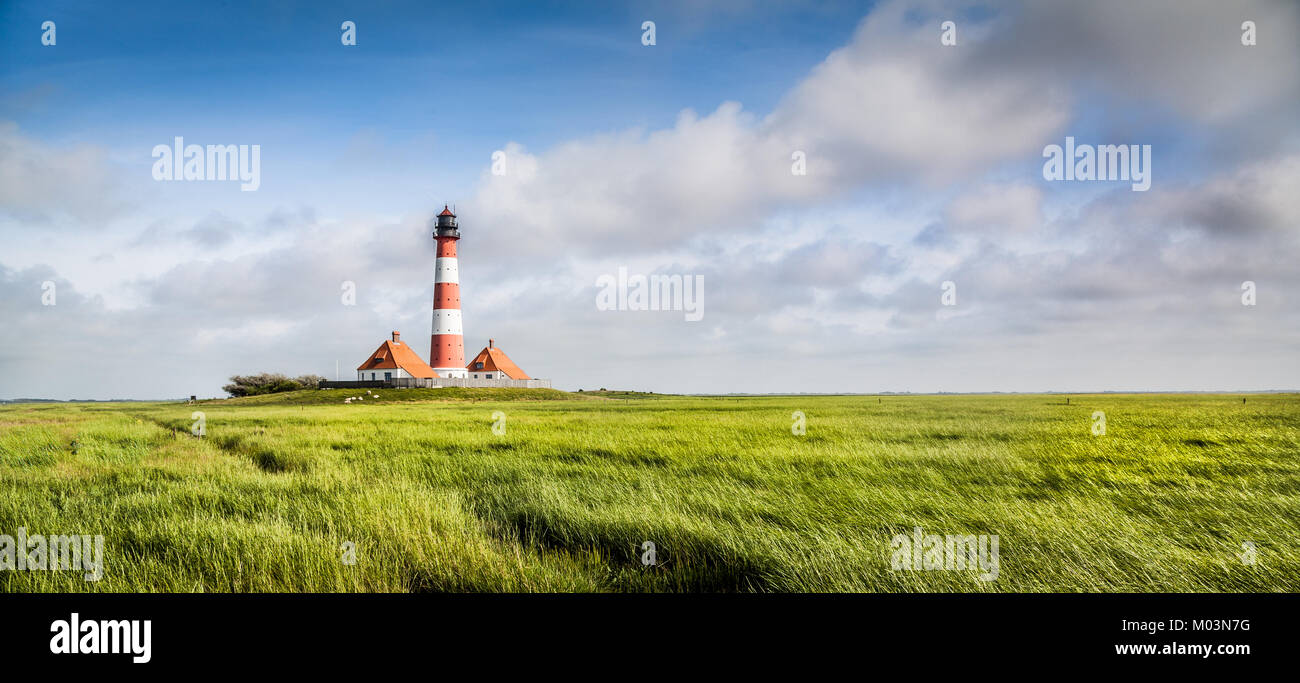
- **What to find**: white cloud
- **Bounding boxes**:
[1141,154,1300,236]
[968,0,1300,125]
[945,183,1044,235]
[469,1,1072,263]
[0,122,129,224]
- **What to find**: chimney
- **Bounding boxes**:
[489,338,494,349]
[392,331,401,343]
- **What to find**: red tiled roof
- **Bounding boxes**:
[465,344,531,379]
[357,338,437,378]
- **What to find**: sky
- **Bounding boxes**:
[1,0,1298,399]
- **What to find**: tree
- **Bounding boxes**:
[222,373,325,397]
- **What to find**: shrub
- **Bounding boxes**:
[222,373,325,397]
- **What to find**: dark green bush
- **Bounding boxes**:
[222,373,325,397]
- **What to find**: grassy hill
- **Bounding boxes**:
[1,393,1297,592]
[208,387,592,406]
[202,387,666,406]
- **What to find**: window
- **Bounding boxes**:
[370,373,375,380]
[485,374,493,379]
[384,372,392,380]
[475,362,484,370]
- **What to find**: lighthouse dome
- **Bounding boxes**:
[432,204,459,237]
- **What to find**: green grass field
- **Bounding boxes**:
[1,390,1296,592]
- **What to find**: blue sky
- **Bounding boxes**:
[2,1,867,205]
[2,0,1298,398]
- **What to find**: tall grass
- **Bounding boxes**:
[1,391,1296,592]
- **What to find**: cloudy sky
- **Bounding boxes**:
[2,0,1297,398]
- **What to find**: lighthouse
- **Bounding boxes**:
[429,205,468,378]
[318,201,552,391]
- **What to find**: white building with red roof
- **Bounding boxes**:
[466,339,532,380]
[356,331,437,381]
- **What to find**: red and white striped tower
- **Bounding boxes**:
[430,205,467,377]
